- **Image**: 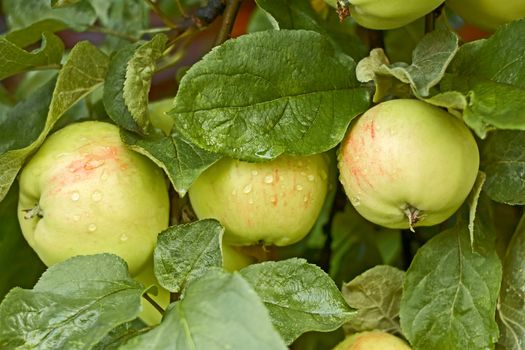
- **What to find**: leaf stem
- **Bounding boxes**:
[214,0,243,46]
[145,0,179,29]
[88,26,140,42]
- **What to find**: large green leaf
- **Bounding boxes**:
[0,41,109,202]
[121,270,288,349]
[0,254,143,349]
[170,29,370,161]
[154,220,224,294]
[400,210,501,350]
[240,258,355,344]
[496,214,525,350]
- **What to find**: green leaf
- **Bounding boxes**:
[51,0,82,8]
[329,206,390,286]
[103,35,168,134]
[383,18,425,64]
[4,20,69,48]
[254,0,367,59]
[0,182,46,300]
[121,131,220,197]
[0,32,63,80]
[3,0,97,31]
[121,269,288,350]
[93,319,147,350]
[481,131,525,205]
[0,41,109,202]
[440,20,525,138]
[341,265,404,335]
[240,258,355,344]
[377,28,459,98]
[400,218,502,350]
[496,214,525,350]
[357,27,459,99]
[154,220,224,294]
[0,254,143,349]
[171,29,370,161]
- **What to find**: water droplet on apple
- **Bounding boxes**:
[71,192,80,201]
[307,174,315,182]
[87,223,97,232]
[248,198,254,204]
[264,175,273,184]
[351,196,361,206]
[120,233,129,241]
[251,170,258,176]
[296,185,304,191]
[91,191,102,202]
[242,184,253,194]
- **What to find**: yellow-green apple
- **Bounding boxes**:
[324,0,444,30]
[447,0,525,32]
[189,155,329,246]
[333,331,411,350]
[18,121,169,275]
[338,99,479,230]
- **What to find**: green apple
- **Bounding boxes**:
[338,99,479,230]
[333,331,411,350]
[447,0,525,31]
[18,121,170,275]
[324,0,444,30]
[189,155,329,246]
[222,243,257,271]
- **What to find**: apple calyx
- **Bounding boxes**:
[337,0,352,21]
[403,205,422,232]
[22,203,43,220]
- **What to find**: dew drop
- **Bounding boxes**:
[264,175,274,184]
[120,233,129,241]
[242,184,253,194]
[307,174,315,182]
[251,170,259,176]
[296,185,304,191]
[71,192,80,201]
[87,223,97,232]
[91,191,102,202]
[248,198,254,204]
[351,196,361,207]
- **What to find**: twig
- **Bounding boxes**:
[214,0,243,46]
[88,26,140,42]
[366,28,384,50]
[143,293,165,315]
[146,0,179,29]
[425,13,435,33]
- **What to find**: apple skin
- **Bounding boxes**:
[324,0,444,30]
[18,121,170,275]
[333,331,411,350]
[134,259,171,325]
[447,0,525,32]
[338,99,479,229]
[222,243,257,271]
[189,155,329,246]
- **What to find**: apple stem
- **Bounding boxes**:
[404,205,421,233]
[143,293,165,315]
[22,203,43,220]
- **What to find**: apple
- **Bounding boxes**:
[324,0,444,30]
[18,121,170,275]
[338,99,479,230]
[222,243,257,271]
[333,331,411,350]
[447,0,525,32]
[189,155,329,246]
[134,259,171,325]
